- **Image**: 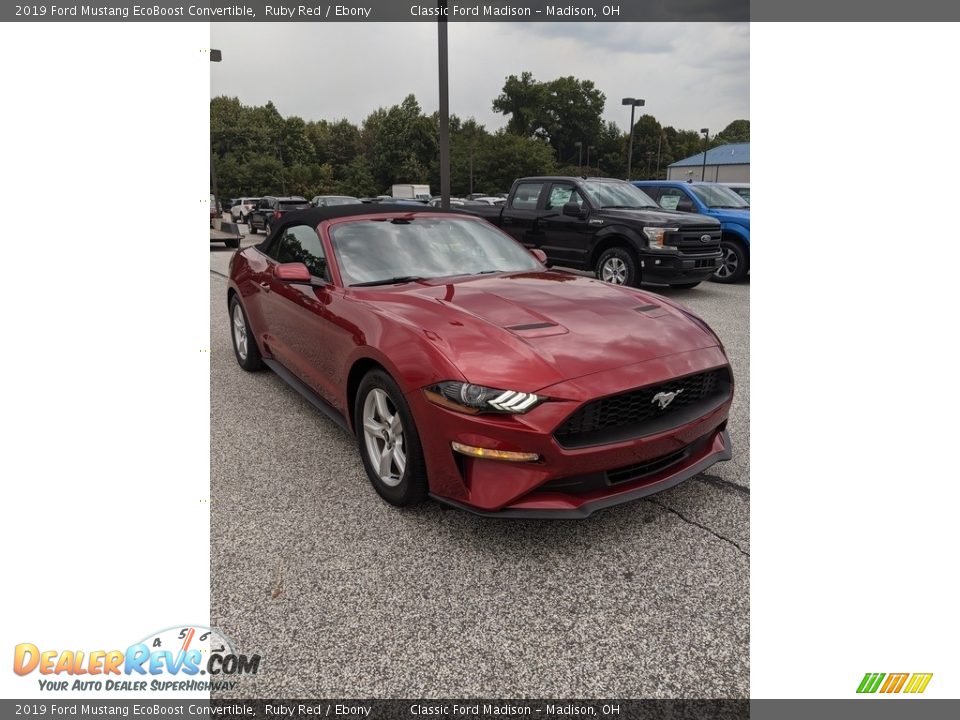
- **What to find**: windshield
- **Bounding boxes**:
[579,180,659,209]
[689,184,749,209]
[331,217,542,286]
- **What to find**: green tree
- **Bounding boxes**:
[715,119,750,144]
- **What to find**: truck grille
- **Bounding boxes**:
[553,368,731,448]
[669,226,721,253]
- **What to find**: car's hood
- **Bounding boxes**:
[599,207,718,227]
[363,272,720,393]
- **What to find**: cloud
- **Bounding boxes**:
[211,22,748,133]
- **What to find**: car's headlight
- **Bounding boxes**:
[643,227,679,251]
[425,382,543,414]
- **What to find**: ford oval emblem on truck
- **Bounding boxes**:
[700,234,712,243]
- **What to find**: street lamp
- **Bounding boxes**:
[622,97,645,180]
[574,141,583,171]
[700,127,709,181]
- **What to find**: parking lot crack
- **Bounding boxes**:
[645,498,749,557]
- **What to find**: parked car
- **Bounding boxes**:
[428,197,470,207]
[227,205,733,517]
[460,176,722,289]
[720,182,750,204]
[311,195,362,207]
[230,197,260,223]
[247,196,310,235]
[469,196,506,206]
[633,181,750,283]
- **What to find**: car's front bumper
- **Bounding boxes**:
[639,251,722,284]
[406,346,733,518]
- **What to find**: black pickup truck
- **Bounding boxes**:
[461,176,723,288]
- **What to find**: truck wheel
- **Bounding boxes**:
[596,247,639,287]
[712,240,748,283]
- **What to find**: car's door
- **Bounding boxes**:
[537,182,592,268]
[258,223,343,405]
[500,181,546,247]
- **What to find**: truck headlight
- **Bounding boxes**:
[425,382,543,414]
[643,227,679,251]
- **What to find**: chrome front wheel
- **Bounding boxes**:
[362,388,406,487]
[600,257,627,285]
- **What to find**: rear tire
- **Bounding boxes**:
[225,238,240,249]
[712,240,748,283]
[229,296,263,372]
[355,370,428,507]
[596,246,640,287]
[248,223,257,235]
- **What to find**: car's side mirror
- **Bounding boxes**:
[676,199,695,213]
[276,262,311,283]
[562,201,583,218]
[530,249,548,264]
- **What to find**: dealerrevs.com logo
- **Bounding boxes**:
[856,672,933,694]
[13,625,260,693]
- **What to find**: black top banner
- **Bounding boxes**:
[7,0,960,22]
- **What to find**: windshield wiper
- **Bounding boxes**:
[601,204,648,209]
[350,276,424,287]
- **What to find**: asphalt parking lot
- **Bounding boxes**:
[210,226,749,698]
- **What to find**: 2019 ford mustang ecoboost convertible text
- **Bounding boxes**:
[227,205,734,518]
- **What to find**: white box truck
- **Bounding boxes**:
[391,184,432,201]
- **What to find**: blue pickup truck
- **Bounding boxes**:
[633,181,750,283]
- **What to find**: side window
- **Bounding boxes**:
[545,184,585,210]
[511,182,544,210]
[658,188,693,212]
[270,225,327,279]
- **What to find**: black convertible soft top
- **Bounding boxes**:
[256,203,470,252]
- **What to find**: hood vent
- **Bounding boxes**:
[506,322,557,331]
[634,304,670,319]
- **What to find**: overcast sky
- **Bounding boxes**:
[210,23,748,133]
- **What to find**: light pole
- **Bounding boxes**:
[586,145,594,170]
[656,132,663,179]
[622,97,645,180]
[210,49,222,213]
[575,141,583,172]
[700,127,709,181]
[645,151,653,178]
[437,3,451,208]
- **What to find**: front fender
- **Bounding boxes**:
[720,222,750,246]
[591,224,647,258]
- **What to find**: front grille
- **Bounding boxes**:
[669,226,721,253]
[554,368,731,448]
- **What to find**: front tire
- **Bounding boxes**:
[229,296,263,371]
[712,240,748,283]
[355,370,427,507]
[596,246,640,287]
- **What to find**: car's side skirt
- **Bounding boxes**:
[262,359,351,434]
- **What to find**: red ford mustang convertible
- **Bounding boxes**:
[227,205,733,518]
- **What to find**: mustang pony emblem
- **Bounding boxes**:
[651,389,683,410]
